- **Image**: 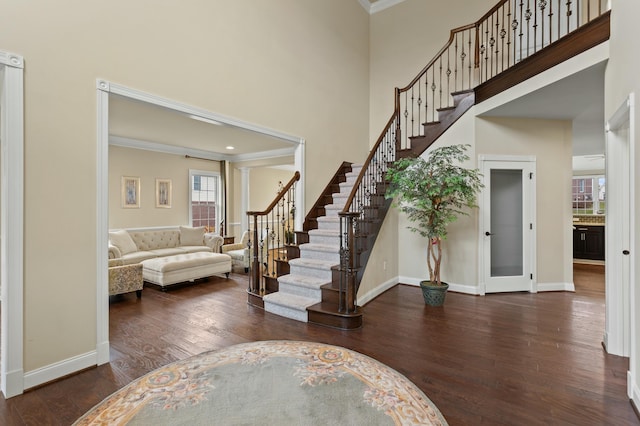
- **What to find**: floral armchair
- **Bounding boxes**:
[108,259,143,297]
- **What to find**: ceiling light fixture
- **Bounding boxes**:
[226,146,235,150]
[188,114,224,126]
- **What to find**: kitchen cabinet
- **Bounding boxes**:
[573,225,605,260]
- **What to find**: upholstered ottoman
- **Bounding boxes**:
[141,252,232,288]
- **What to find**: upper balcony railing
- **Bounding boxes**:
[398,0,609,150]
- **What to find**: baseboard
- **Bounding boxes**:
[398,276,483,295]
[96,340,110,365]
[629,371,640,408]
[358,277,398,306]
[2,367,24,398]
[23,350,97,391]
[537,282,575,292]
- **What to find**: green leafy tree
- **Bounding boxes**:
[385,144,483,285]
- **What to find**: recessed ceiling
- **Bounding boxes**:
[108,94,297,161]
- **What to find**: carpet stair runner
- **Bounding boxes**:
[263,165,362,322]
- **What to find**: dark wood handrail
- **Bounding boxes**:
[398,22,477,92]
[304,162,352,231]
[340,112,397,215]
[247,171,300,216]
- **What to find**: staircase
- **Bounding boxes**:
[263,165,362,325]
[248,0,610,329]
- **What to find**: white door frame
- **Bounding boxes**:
[95,80,305,363]
[478,155,537,295]
[604,93,635,361]
[0,50,25,398]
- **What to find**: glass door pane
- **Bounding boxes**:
[490,169,523,277]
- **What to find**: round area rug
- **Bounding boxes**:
[74,340,447,425]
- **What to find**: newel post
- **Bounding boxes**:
[339,211,360,313]
[250,214,260,294]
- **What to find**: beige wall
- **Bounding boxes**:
[1,0,369,373]
[392,114,573,290]
[109,146,220,229]
[477,117,573,286]
[369,0,495,141]
[248,167,296,213]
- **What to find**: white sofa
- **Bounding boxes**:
[108,226,224,265]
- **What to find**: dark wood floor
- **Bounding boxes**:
[0,264,637,425]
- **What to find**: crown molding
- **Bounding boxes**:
[0,51,23,69]
[358,0,406,14]
[109,135,296,163]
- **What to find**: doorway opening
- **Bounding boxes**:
[95,80,305,364]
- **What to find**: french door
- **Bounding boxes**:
[480,157,536,293]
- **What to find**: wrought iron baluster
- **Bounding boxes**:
[417,76,422,136]
[410,86,415,137]
[566,0,572,33]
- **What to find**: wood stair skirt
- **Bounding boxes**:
[262,164,363,329]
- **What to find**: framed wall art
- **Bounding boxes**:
[122,176,140,208]
[156,178,172,208]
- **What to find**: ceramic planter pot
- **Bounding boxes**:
[419,281,449,306]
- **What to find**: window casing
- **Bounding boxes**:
[572,176,605,215]
[189,170,221,233]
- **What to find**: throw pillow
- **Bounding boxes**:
[108,230,138,255]
[180,226,206,246]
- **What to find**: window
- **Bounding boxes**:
[190,170,220,233]
[572,176,605,215]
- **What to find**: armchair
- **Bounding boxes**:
[221,231,250,273]
[108,259,143,297]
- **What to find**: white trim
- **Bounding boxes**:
[96,82,110,365]
[358,0,407,14]
[100,80,303,146]
[605,93,635,357]
[629,371,640,405]
[398,277,484,295]
[109,135,296,163]
[478,156,537,294]
[240,168,250,232]
[23,351,97,391]
[189,169,222,230]
[97,80,306,366]
[0,50,25,398]
[357,277,398,306]
[537,282,575,292]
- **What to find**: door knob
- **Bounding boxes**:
[623,250,630,255]
[485,231,492,236]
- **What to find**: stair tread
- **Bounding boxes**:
[279,274,330,288]
[263,292,317,310]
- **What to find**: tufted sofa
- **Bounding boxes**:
[108,226,224,265]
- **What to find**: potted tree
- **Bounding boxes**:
[385,144,483,306]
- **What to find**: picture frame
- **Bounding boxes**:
[155,178,172,208]
[121,176,140,208]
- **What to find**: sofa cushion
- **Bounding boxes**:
[109,230,138,255]
[149,248,186,258]
[180,245,213,254]
[120,251,157,265]
[180,226,206,246]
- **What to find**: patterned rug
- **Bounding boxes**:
[74,340,447,425]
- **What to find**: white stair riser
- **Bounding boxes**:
[309,234,339,246]
[278,282,322,300]
[300,248,339,263]
[290,265,333,280]
[264,302,308,322]
[317,219,340,231]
